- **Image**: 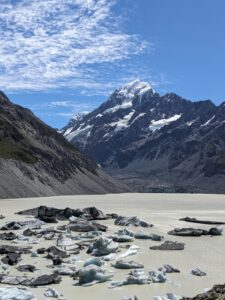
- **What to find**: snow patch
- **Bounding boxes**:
[149,114,182,132]
[118,79,155,99]
[104,101,132,114]
[109,111,135,132]
[130,113,146,125]
[66,124,93,141]
[201,115,215,126]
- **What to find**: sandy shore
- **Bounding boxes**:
[0,193,225,300]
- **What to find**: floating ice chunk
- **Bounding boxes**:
[0,287,36,300]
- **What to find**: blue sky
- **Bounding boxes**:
[0,0,225,128]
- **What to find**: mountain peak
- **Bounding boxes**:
[117,79,155,99]
[0,91,11,105]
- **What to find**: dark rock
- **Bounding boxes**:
[59,219,107,232]
[208,227,223,236]
[191,268,206,277]
[17,265,36,272]
[0,232,17,240]
[1,220,44,230]
[37,247,47,254]
[0,274,61,286]
[180,217,225,225]
[0,245,32,255]
[182,284,225,300]
[150,241,185,250]
[159,264,180,273]
[46,246,68,260]
[37,206,58,223]
[2,253,21,265]
[168,228,207,237]
[82,207,108,220]
[18,206,111,222]
[23,228,36,237]
[1,221,21,230]
[168,227,223,237]
[30,274,61,286]
[52,257,63,266]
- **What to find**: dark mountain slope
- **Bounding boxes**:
[0,92,126,198]
[62,79,225,193]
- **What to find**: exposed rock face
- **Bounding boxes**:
[62,79,225,193]
[0,92,127,198]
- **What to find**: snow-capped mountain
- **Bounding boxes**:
[62,79,225,193]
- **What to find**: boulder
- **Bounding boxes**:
[0,232,17,240]
[59,219,107,232]
[30,274,62,286]
[1,220,44,230]
[158,264,180,273]
[17,265,36,273]
[0,274,61,286]
[191,268,206,276]
[37,206,58,223]
[134,230,151,239]
[18,206,110,221]
[150,241,185,251]
[46,246,68,260]
[168,228,206,237]
[1,253,21,266]
[150,234,164,241]
[82,207,108,220]
[168,227,223,237]
[208,227,223,236]
[0,245,32,255]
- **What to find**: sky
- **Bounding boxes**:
[0,0,225,128]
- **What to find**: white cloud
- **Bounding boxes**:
[0,0,149,92]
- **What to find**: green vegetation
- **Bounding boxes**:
[0,140,38,164]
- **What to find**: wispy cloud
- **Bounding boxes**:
[0,0,149,93]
